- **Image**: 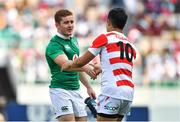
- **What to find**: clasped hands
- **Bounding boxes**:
[84,63,102,80]
[61,61,101,80]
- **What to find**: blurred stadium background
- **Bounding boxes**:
[0,0,180,121]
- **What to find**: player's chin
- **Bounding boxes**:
[66,31,73,36]
[67,28,73,33]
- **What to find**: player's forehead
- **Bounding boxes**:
[61,15,74,22]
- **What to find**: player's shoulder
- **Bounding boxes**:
[90,33,108,48]
[71,36,78,40]
[71,36,78,43]
[47,36,63,49]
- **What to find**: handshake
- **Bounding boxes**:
[61,60,102,80]
[83,63,102,80]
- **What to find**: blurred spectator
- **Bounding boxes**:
[0,113,5,122]
[174,0,180,13]
[0,96,6,121]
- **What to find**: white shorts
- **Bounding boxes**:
[49,88,87,118]
[97,94,132,116]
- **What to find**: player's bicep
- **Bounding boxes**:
[54,54,69,67]
[47,43,67,67]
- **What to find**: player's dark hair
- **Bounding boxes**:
[54,9,73,23]
[108,8,128,29]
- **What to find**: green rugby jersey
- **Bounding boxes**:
[45,34,80,90]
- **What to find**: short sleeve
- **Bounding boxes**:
[47,43,64,60]
[88,34,108,56]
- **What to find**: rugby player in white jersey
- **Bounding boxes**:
[62,8,138,121]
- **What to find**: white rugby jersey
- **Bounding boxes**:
[88,31,137,101]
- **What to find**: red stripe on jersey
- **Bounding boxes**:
[113,69,132,77]
[106,43,120,52]
[91,34,108,48]
[116,80,134,88]
[109,57,133,66]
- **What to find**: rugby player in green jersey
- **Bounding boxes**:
[45,9,100,121]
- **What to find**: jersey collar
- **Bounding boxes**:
[56,32,73,40]
[111,31,126,37]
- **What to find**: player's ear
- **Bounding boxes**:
[107,19,111,26]
[106,19,112,31]
[55,22,58,28]
[107,19,113,29]
[55,22,61,28]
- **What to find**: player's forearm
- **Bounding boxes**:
[60,57,85,70]
[62,66,84,72]
[71,51,95,68]
[80,72,96,99]
[79,72,92,89]
[69,59,86,69]
[61,60,87,72]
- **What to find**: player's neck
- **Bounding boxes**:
[111,28,122,33]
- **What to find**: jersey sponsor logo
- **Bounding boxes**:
[104,102,119,112]
[115,34,129,42]
[61,106,69,112]
[64,45,71,51]
[74,41,79,48]
[64,45,71,49]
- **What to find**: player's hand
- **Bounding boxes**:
[87,87,96,99]
[89,63,102,76]
[83,65,97,80]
